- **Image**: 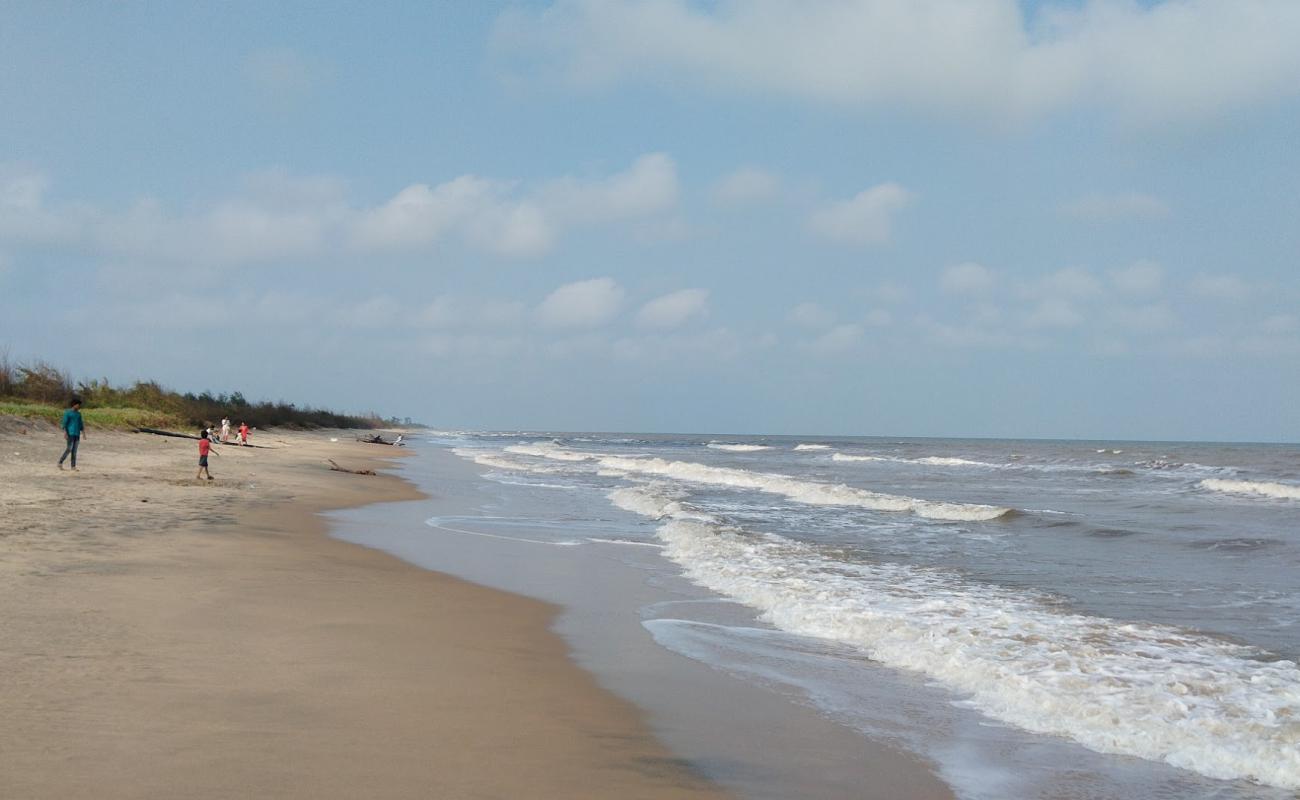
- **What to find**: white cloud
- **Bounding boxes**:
[541,152,678,222]
[493,0,1300,123]
[941,262,996,293]
[1027,267,1103,299]
[917,314,1047,350]
[423,334,531,359]
[1108,303,1179,332]
[636,288,710,329]
[863,308,893,327]
[1024,298,1085,328]
[807,182,912,245]
[0,155,677,266]
[1109,259,1164,294]
[970,304,1003,326]
[0,166,48,211]
[1062,192,1171,221]
[809,323,865,354]
[711,167,781,205]
[611,327,744,361]
[1190,272,1252,300]
[864,282,910,304]
[417,296,528,329]
[351,177,558,257]
[536,277,625,328]
[787,302,837,329]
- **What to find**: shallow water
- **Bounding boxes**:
[340,432,1300,799]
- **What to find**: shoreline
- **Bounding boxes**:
[0,424,729,798]
[334,442,959,800]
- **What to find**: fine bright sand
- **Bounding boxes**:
[0,421,728,799]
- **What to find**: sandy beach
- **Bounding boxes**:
[0,420,729,799]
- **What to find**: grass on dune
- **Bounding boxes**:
[0,401,185,431]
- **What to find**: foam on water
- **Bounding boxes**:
[498,445,1013,521]
[505,442,594,461]
[596,456,1013,521]
[609,484,1300,790]
[793,443,831,451]
[1200,479,1300,501]
[832,453,889,462]
[915,456,998,467]
[452,448,570,474]
[707,442,773,452]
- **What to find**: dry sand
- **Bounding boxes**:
[0,420,729,799]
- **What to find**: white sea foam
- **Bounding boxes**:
[505,442,595,461]
[598,456,1012,521]
[834,453,997,468]
[793,443,832,451]
[707,442,773,452]
[469,444,1019,519]
[915,456,997,467]
[613,485,1300,790]
[608,484,690,520]
[1200,478,1300,501]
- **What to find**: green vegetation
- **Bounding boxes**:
[0,355,400,431]
[0,401,183,430]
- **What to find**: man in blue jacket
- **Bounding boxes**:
[58,396,85,471]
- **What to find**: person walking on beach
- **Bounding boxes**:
[220,417,231,443]
[57,396,85,471]
[196,429,218,480]
[238,421,250,446]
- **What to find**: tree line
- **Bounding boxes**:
[1,356,402,430]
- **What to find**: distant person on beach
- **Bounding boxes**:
[239,422,249,446]
[220,417,231,443]
[196,429,216,481]
[57,396,85,471]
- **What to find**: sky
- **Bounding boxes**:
[1,0,1298,441]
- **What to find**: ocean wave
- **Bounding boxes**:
[505,442,595,461]
[1199,478,1300,501]
[914,456,997,467]
[793,443,832,451]
[707,442,773,452]
[452,448,569,475]
[833,453,998,469]
[599,456,1012,521]
[623,490,1300,791]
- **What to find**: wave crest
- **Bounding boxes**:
[1200,478,1300,501]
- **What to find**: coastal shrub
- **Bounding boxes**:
[11,361,74,404]
[0,401,184,430]
[0,352,14,397]
[0,356,403,431]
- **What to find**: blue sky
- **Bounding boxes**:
[2,1,1298,440]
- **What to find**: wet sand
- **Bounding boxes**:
[0,421,728,799]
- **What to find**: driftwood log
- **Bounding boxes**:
[328,459,375,476]
[135,427,270,448]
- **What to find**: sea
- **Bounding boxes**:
[329,432,1300,800]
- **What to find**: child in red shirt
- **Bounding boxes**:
[239,422,250,446]
[197,430,216,481]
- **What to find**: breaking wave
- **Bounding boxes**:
[598,456,1012,521]
[609,483,1300,791]
[1200,478,1300,501]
